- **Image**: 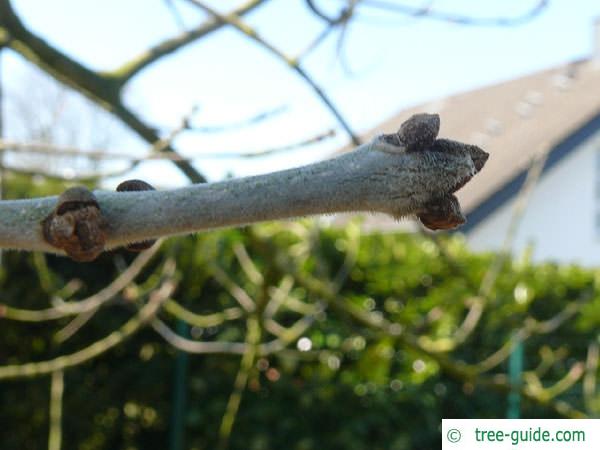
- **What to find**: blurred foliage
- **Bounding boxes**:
[1,175,599,450]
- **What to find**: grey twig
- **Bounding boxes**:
[0,115,487,261]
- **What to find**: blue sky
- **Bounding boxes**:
[3,0,600,186]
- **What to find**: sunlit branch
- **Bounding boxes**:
[0,279,175,380]
[532,346,567,378]
[263,276,295,319]
[210,263,257,312]
[0,242,161,321]
[477,373,587,419]
[275,242,588,418]
[263,312,318,342]
[53,308,98,344]
[48,370,64,450]
[152,312,315,356]
[472,294,587,374]
[524,362,585,401]
[152,319,247,354]
[233,242,264,286]
[473,329,530,374]
[0,128,483,260]
[54,251,172,342]
[218,316,260,450]
[163,300,245,328]
[583,341,599,414]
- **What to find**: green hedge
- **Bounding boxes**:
[0,177,598,449]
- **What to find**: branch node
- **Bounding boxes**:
[418,194,465,230]
[380,113,440,152]
[42,187,107,261]
[116,179,157,252]
[399,113,440,152]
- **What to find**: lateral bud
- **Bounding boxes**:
[42,186,107,261]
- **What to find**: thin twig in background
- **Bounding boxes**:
[163,0,187,31]
[0,161,135,183]
[0,241,161,322]
[182,0,361,145]
[48,370,64,450]
[583,341,599,414]
[233,242,264,286]
[187,106,287,133]
[273,232,590,418]
[295,24,338,60]
[210,263,256,312]
[0,275,176,380]
[163,300,244,328]
[217,317,260,450]
[420,151,549,353]
[359,0,548,26]
[152,319,247,354]
[0,129,336,161]
[0,105,198,181]
[113,0,266,84]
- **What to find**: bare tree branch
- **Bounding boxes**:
[0,0,206,182]
[305,0,356,25]
[0,116,488,260]
[0,162,134,183]
[112,0,266,84]
[48,370,64,450]
[0,277,175,380]
[584,341,599,414]
[187,105,287,133]
[0,242,161,321]
[359,0,548,26]
[0,129,335,161]
[182,0,362,145]
[218,316,260,450]
[163,300,244,327]
[163,0,188,31]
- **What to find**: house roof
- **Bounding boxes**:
[348,58,600,231]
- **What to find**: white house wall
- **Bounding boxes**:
[466,129,600,266]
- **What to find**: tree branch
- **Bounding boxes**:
[182,0,362,145]
[0,115,487,260]
[359,0,548,26]
[0,1,120,104]
[0,0,206,183]
[0,278,175,380]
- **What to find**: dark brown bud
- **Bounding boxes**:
[418,194,465,231]
[42,186,107,261]
[116,179,156,252]
[380,113,441,151]
[398,113,440,152]
[116,179,155,193]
